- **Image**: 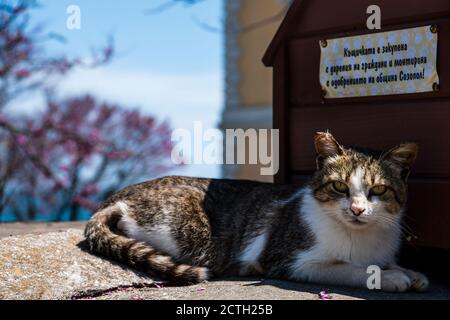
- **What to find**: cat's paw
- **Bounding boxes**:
[404,270,429,292]
[380,270,411,292]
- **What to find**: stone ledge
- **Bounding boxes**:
[0,229,153,299]
[0,221,86,238]
[0,224,449,300]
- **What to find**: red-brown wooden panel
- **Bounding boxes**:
[406,180,450,249]
[288,18,450,106]
[290,175,310,186]
[292,0,450,37]
[273,45,290,184]
[289,100,450,178]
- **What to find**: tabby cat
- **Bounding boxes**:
[84,132,428,292]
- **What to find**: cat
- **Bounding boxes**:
[84,131,429,292]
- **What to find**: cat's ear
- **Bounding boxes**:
[382,143,418,180]
[314,132,344,170]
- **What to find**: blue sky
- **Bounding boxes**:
[32,0,223,73]
[17,0,225,178]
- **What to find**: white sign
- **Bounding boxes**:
[319,25,439,98]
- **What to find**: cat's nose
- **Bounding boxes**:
[351,206,365,216]
[350,198,366,216]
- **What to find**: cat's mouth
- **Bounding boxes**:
[347,218,368,226]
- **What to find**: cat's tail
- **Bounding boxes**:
[84,203,209,285]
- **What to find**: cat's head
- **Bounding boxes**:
[310,131,418,230]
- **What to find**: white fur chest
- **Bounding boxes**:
[294,189,400,268]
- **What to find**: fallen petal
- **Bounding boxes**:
[319,290,332,300]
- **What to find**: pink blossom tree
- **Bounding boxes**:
[0,2,175,220]
[3,95,174,221]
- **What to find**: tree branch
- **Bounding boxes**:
[144,0,205,15]
[192,2,290,34]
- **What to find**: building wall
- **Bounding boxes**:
[238,0,286,107]
[222,0,288,182]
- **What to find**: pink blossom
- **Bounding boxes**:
[106,150,130,160]
[53,179,68,190]
[14,69,31,79]
[72,196,98,210]
[59,164,70,172]
[318,290,332,300]
[15,134,27,145]
[88,129,102,142]
[83,183,99,195]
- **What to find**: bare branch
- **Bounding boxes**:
[144,0,205,15]
[192,3,290,34]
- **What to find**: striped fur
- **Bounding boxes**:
[84,203,209,284]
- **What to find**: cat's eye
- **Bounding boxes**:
[332,181,349,194]
[370,185,387,196]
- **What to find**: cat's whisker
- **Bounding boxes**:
[376,215,410,237]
